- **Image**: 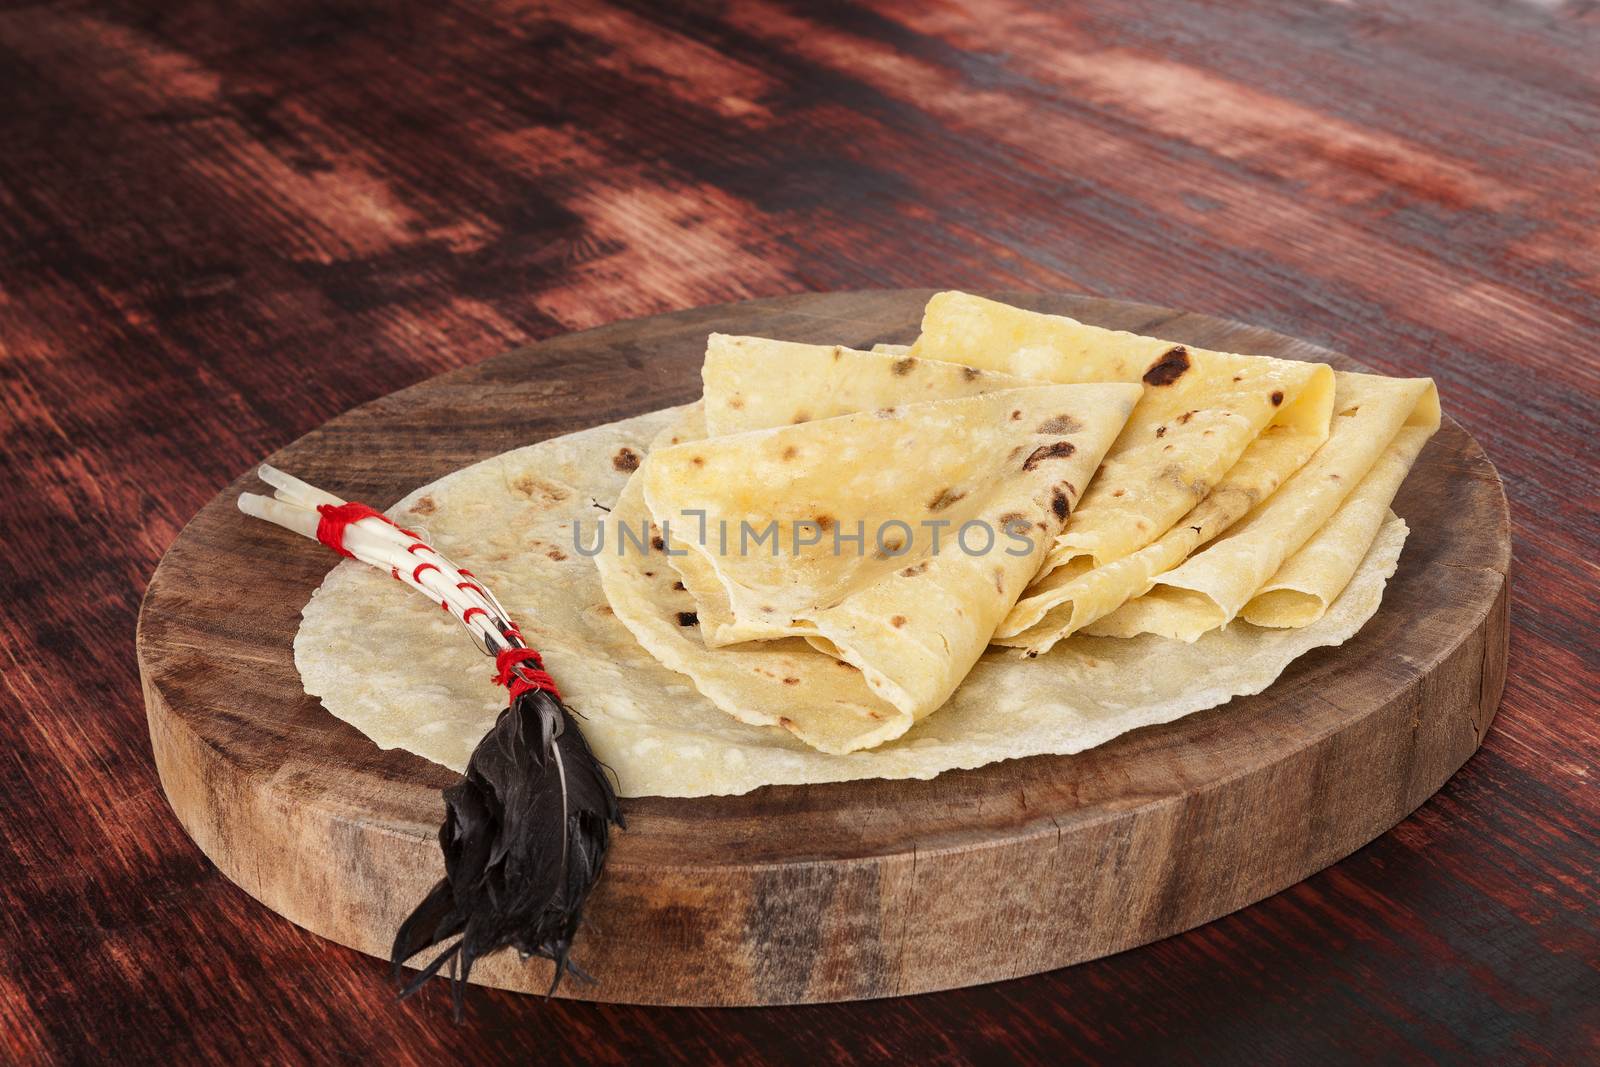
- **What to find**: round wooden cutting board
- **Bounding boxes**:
[138,291,1509,1007]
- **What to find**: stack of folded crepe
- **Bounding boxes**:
[597,294,1438,755]
[297,293,1440,796]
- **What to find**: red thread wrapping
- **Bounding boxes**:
[494,647,560,699]
[315,502,387,558]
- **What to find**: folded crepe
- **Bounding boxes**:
[703,333,1040,435]
[608,381,1140,753]
[995,411,1331,653]
[1238,432,1430,628]
[907,292,1336,648]
[1087,371,1439,641]
[674,337,1047,645]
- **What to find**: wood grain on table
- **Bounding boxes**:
[1,1,1595,1063]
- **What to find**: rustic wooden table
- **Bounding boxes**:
[2,1,1596,1063]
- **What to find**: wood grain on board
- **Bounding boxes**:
[2,0,1597,1062]
[138,291,1508,1005]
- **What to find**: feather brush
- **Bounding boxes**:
[239,466,622,1018]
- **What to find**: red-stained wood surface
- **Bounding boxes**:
[1,1,1595,1063]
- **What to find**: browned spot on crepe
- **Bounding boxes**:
[873,538,905,559]
[927,487,967,511]
[612,447,641,472]
[511,474,571,505]
[891,357,916,376]
[890,614,907,628]
[1037,414,1082,434]
[1023,441,1076,471]
[1142,345,1190,386]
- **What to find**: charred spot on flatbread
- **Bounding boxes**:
[891,358,916,376]
[1037,414,1083,434]
[675,611,698,627]
[511,474,570,505]
[1142,346,1190,386]
[927,488,967,512]
[1270,390,1284,406]
[612,447,641,472]
[962,366,983,381]
[873,537,906,559]
[1023,441,1076,471]
[1051,488,1071,521]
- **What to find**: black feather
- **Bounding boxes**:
[390,688,622,1017]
